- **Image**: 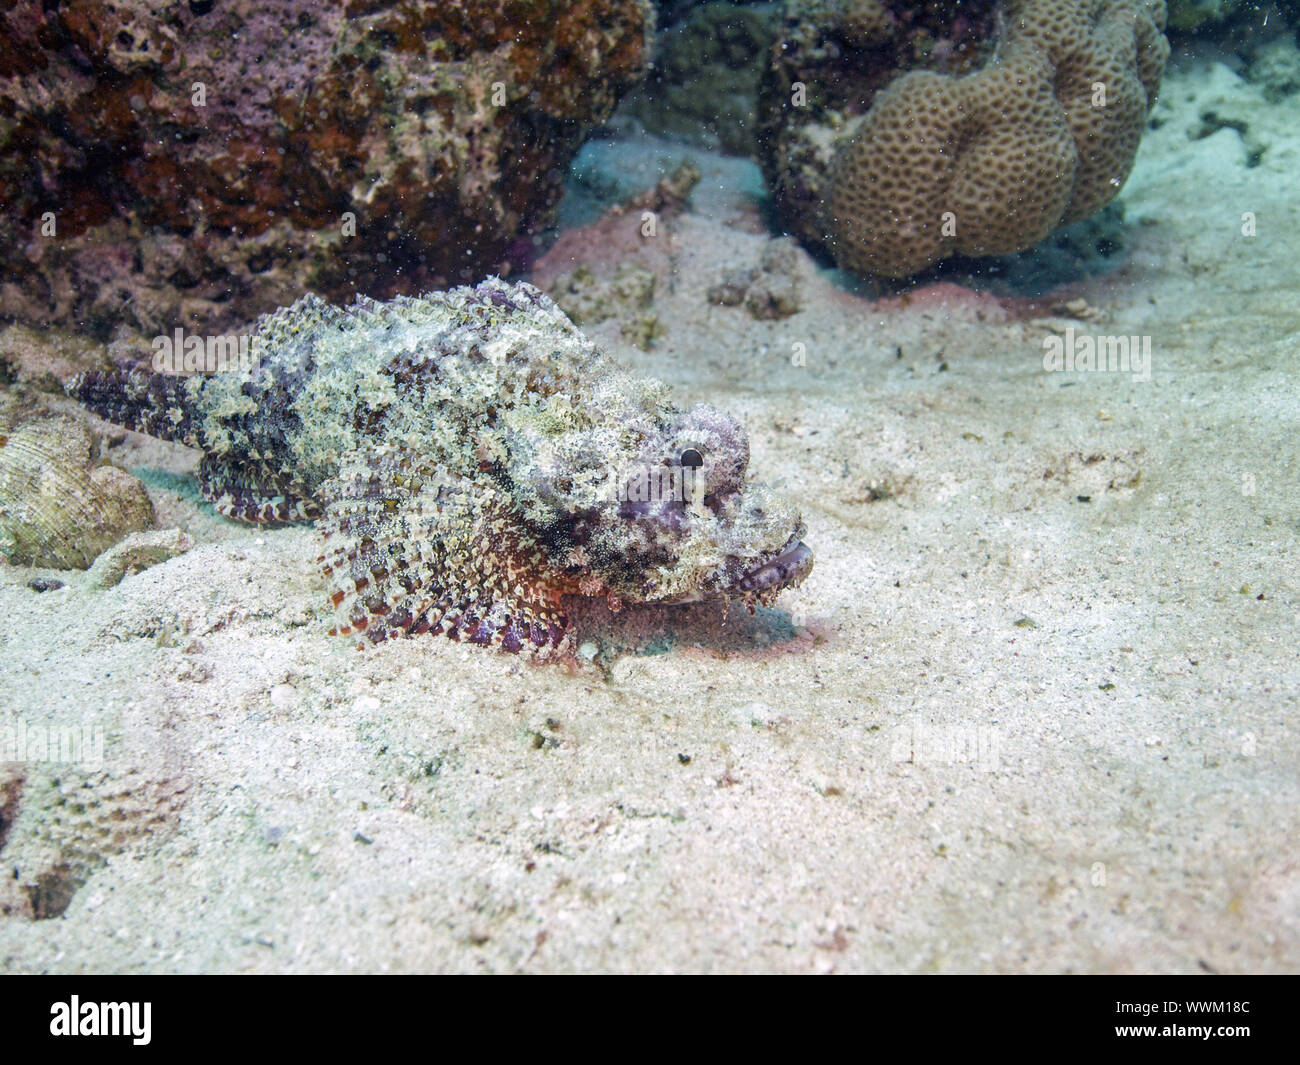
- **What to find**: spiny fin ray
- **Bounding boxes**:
[316,447,569,654]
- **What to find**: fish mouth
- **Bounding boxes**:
[650,538,814,606]
[734,537,814,596]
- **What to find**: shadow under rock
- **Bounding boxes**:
[814,202,1134,301]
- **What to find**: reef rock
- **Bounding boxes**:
[1166,0,1249,30]
[0,0,653,335]
[620,1,776,154]
[707,238,805,319]
[545,264,661,348]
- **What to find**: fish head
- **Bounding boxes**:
[504,394,812,607]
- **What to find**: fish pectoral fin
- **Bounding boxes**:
[315,447,569,653]
[199,454,321,524]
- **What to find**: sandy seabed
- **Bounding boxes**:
[0,57,1296,973]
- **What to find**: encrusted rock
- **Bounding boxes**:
[1166,0,1248,30]
[0,0,654,335]
[545,264,662,348]
[0,323,112,390]
[620,1,776,154]
[1249,36,1300,103]
[0,768,188,921]
[707,238,804,319]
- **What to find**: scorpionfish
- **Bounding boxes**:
[72,278,812,654]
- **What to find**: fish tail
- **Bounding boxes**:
[69,367,199,446]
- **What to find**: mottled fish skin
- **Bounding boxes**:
[71,278,812,654]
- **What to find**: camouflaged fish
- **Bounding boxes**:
[71,278,812,653]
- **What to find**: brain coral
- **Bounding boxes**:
[0,0,652,334]
[760,0,1170,277]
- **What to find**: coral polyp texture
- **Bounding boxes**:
[71,279,811,655]
[0,0,652,334]
[759,0,1170,277]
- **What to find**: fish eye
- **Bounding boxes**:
[679,448,704,468]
